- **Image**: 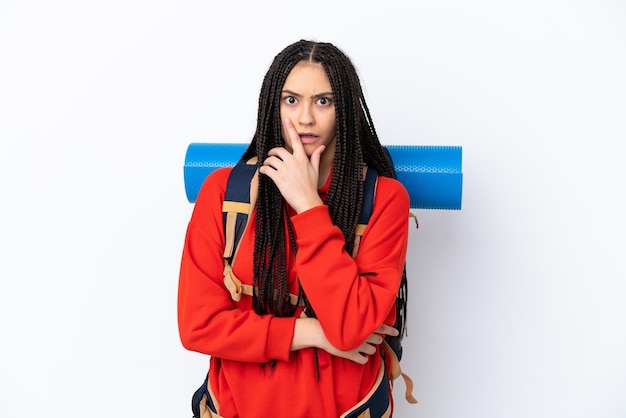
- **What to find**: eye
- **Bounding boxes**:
[317,97,333,106]
[283,95,297,105]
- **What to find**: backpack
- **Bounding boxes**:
[192,157,417,417]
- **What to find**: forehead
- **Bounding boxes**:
[283,61,332,93]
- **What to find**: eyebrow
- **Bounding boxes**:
[282,89,334,99]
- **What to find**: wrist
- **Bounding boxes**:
[294,195,324,214]
[291,317,322,351]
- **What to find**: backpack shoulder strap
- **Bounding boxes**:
[222,157,258,264]
[352,165,379,257]
[354,163,418,405]
[221,157,304,305]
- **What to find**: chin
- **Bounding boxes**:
[302,143,321,154]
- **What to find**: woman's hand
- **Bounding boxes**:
[321,324,399,364]
[258,118,325,213]
[292,318,399,365]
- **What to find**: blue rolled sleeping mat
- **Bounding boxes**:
[183,143,463,210]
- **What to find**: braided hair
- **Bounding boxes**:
[241,40,405,344]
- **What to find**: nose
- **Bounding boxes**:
[297,103,314,126]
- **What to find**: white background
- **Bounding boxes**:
[1,1,625,417]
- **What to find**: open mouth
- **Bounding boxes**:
[299,133,319,144]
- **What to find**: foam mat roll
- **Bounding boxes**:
[184,143,462,210]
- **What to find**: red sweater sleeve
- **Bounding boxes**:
[291,177,410,351]
[177,168,296,363]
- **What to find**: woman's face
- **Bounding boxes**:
[280,61,337,160]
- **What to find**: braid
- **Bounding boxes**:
[244,43,306,317]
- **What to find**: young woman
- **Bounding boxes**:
[178,39,410,418]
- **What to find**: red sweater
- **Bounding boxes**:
[178,166,410,418]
